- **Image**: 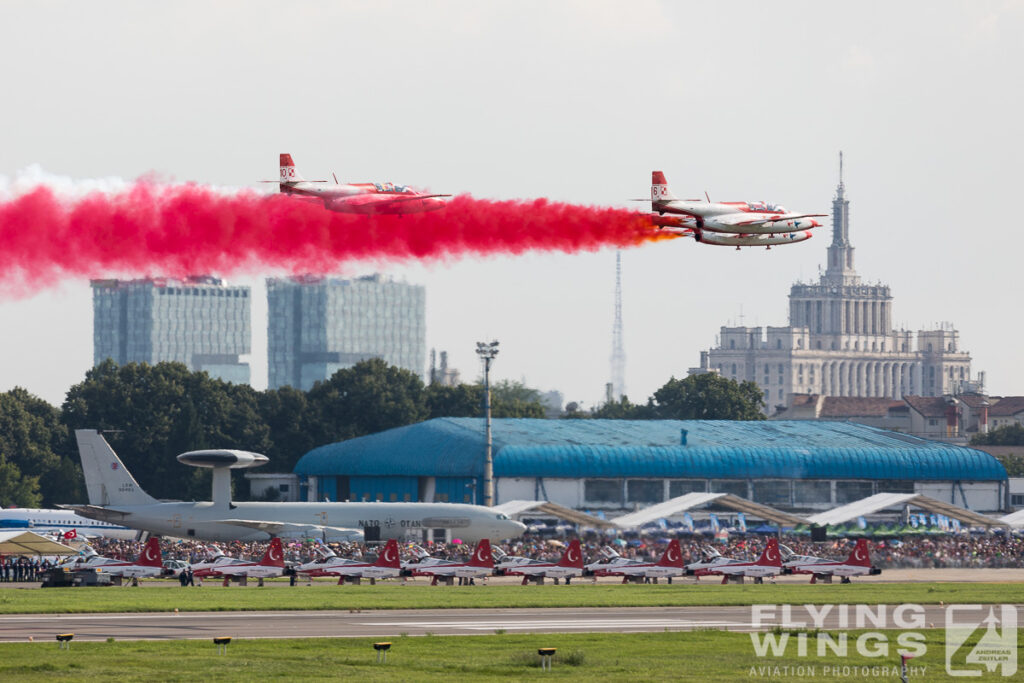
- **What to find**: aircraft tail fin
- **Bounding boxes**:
[136,537,163,567]
[656,539,685,568]
[756,538,782,567]
[845,539,873,567]
[469,538,494,568]
[260,538,285,567]
[652,171,677,202]
[375,539,401,569]
[280,153,305,184]
[557,539,584,569]
[74,430,158,507]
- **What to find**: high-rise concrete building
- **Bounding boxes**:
[267,274,426,390]
[692,154,974,412]
[91,276,251,384]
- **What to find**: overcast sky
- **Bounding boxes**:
[1,1,1021,409]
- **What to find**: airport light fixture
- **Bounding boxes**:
[475,340,500,507]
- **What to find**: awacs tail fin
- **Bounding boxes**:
[844,539,873,567]
[260,538,285,567]
[756,538,782,567]
[136,537,163,567]
[375,539,401,569]
[656,539,685,568]
[280,153,304,183]
[652,171,677,202]
[469,538,494,568]
[74,430,158,507]
[557,539,584,569]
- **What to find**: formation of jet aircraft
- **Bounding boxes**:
[645,171,824,249]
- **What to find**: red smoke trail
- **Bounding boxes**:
[0,183,661,294]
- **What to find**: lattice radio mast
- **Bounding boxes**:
[610,251,626,401]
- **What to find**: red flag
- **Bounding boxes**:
[63,529,77,540]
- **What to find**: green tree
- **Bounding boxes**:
[970,423,1024,446]
[257,386,318,475]
[0,387,79,505]
[0,454,41,507]
[591,395,655,419]
[305,358,428,445]
[650,374,765,420]
[425,383,482,418]
[489,380,546,418]
[61,360,271,501]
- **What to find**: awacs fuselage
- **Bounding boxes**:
[275,154,449,214]
[73,500,523,543]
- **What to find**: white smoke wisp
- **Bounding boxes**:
[0,165,262,202]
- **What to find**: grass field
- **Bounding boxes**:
[1,629,1019,681]
[1,581,1022,614]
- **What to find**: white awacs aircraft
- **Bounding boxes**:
[66,430,525,543]
[783,539,882,583]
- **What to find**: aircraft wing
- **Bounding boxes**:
[60,504,132,521]
[213,519,364,542]
[720,213,826,227]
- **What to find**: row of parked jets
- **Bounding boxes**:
[59,537,881,586]
[269,155,825,250]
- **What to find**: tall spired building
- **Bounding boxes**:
[693,154,973,412]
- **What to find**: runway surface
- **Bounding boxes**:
[3,605,1016,642]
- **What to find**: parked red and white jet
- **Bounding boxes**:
[414,539,494,585]
[590,539,687,584]
[60,537,164,579]
[504,539,585,585]
[193,538,286,586]
[783,539,882,584]
[268,154,449,215]
[685,546,750,578]
[646,171,824,247]
[707,538,783,584]
[310,539,402,585]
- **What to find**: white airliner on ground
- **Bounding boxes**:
[59,537,164,579]
[66,430,525,543]
[0,507,136,540]
[707,538,783,584]
[783,539,882,583]
[503,539,584,585]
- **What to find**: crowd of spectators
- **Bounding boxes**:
[3,531,1014,578]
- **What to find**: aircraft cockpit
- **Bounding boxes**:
[373,183,414,193]
[748,201,786,213]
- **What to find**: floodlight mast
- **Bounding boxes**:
[475,340,500,507]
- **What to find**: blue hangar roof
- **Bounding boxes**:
[293,419,1007,482]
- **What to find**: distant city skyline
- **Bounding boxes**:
[2,2,1022,408]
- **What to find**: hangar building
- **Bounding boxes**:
[293,419,1009,514]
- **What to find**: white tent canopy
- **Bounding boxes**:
[998,509,1024,528]
[807,492,1005,528]
[612,492,809,529]
[0,530,78,556]
[493,500,616,529]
